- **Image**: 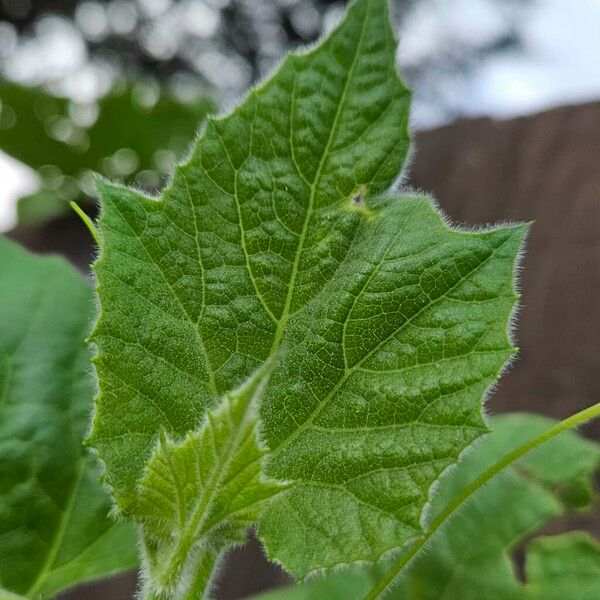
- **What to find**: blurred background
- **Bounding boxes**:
[1,0,599,598]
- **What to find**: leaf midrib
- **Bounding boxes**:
[270,0,371,351]
[169,389,265,562]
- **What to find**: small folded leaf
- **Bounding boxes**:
[0,237,137,599]
[135,359,286,599]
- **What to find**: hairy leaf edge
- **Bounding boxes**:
[84,0,410,510]
[255,203,530,581]
[84,0,529,581]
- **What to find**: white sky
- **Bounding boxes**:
[400,0,600,126]
[1,0,600,231]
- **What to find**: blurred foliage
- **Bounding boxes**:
[0,0,536,230]
[0,1,338,92]
[0,78,212,225]
[0,0,533,126]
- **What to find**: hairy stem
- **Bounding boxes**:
[142,535,217,600]
[181,550,219,600]
[364,401,600,600]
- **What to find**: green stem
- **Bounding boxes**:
[142,534,217,599]
[181,550,218,600]
[69,201,99,243]
[363,402,600,600]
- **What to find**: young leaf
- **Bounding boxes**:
[89,0,524,581]
[0,237,138,599]
[89,0,411,510]
[135,359,286,600]
[390,413,600,598]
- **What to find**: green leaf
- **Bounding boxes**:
[88,0,524,581]
[249,568,373,600]
[253,414,600,600]
[90,0,411,512]
[0,79,212,226]
[259,197,525,578]
[524,533,600,599]
[390,413,600,599]
[135,359,286,599]
[0,237,138,599]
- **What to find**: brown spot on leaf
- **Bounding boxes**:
[351,185,367,207]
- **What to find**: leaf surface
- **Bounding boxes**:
[524,533,600,599]
[0,237,137,599]
[252,414,600,599]
[90,0,410,510]
[250,568,373,600]
[89,0,524,578]
[259,197,525,577]
[136,360,286,599]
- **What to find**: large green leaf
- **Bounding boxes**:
[90,0,411,510]
[0,79,211,226]
[0,237,138,599]
[136,359,286,599]
[88,0,524,580]
[391,413,600,599]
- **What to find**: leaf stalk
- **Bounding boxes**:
[142,537,216,600]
